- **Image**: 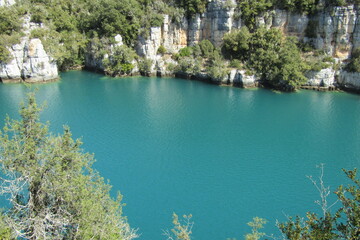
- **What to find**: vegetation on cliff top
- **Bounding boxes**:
[1,0,360,86]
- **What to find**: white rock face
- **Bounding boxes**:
[338,71,360,90]
[0,15,58,83]
[137,27,162,61]
[114,34,123,47]
[313,6,356,58]
[0,38,58,83]
[23,39,58,82]
[0,0,15,6]
[188,0,236,47]
[305,68,336,87]
[228,69,257,87]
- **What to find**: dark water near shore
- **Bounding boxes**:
[0,71,359,239]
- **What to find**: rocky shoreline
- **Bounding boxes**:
[1,0,360,93]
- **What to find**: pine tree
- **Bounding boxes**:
[0,92,137,239]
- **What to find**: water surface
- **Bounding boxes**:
[0,71,359,239]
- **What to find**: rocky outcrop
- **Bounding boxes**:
[0,15,58,83]
[0,0,15,6]
[188,0,236,46]
[305,68,336,87]
[338,70,360,90]
[0,38,58,83]
[228,69,257,87]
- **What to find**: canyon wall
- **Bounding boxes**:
[0,16,58,83]
[134,1,360,89]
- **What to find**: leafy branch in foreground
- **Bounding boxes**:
[0,93,137,239]
[278,167,360,240]
[163,213,193,240]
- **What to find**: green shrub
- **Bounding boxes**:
[238,0,272,31]
[345,48,360,72]
[103,45,136,76]
[223,27,251,61]
[207,51,228,81]
[0,44,11,63]
[0,6,22,35]
[138,57,153,74]
[177,0,208,17]
[157,45,167,55]
[166,62,177,73]
[229,59,242,69]
[198,39,214,58]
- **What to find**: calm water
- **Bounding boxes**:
[0,71,359,239]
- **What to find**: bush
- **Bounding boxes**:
[177,0,208,17]
[103,45,136,76]
[224,27,307,89]
[229,59,242,69]
[223,27,251,61]
[178,47,193,57]
[207,51,228,81]
[238,0,272,31]
[198,39,214,58]
[157,45,167,55]
[0,6,22,35]
[345,48,360,72]
[138,57,153,74]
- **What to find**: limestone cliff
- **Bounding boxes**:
[134,1,360,89]
[0,0,15,7]
[0,16,58,83]
[0,38,58,83]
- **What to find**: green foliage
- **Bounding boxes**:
[0,6,24,63]
[323,0,360,7]
[245,217,267,240]
[178,47,193,58]
[30,28,87,70]
[0,93,137,239]
[176,56,200,74]
[275,0,318,14]
[248,27,283,84]
[345,48,360,72]
[207,51,229,82]
[224,27,307,89]
[278,168,360,240]
[229,59,243,69]
[138,57,153,74]
[0,44,11,63]
[223,27,251,61]
[103,45,136,76]
[0,6,22,35]
[166,62,178,73]
[157,45,167,55]
[0,213,13,239]
[238,0,272,31]
[276,37,308,88]
[164,213,193,240]
[79,0,142,45]
[198,39,215,58]
[177,0,208,17]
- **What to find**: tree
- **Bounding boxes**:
[245,217,267,240]
[345,48,360,73]
[0,93,138,239]
[278,167,360,240]
[223,27,251,61]
[163,213,193,240]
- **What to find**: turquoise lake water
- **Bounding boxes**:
[0,71,359,239]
